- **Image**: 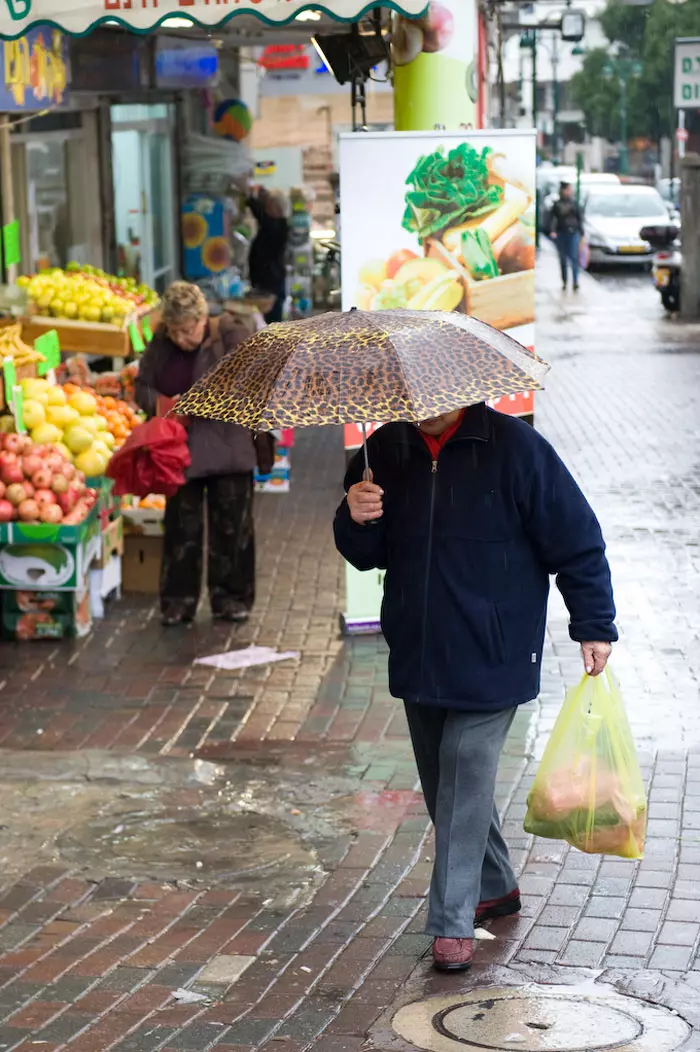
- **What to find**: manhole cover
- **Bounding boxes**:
[392,986,691,1052]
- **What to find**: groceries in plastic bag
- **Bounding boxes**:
[524,670,646,859]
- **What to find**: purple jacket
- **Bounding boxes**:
[135,313,258,480]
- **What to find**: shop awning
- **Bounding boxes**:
[0,0,427,40]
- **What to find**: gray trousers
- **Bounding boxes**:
[405,702,518,938]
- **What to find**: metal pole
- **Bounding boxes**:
[0,117,16,285]
[532,29,538,135]
[620,70,629,176]
[497,13,506,127]
[552,34,559,160]
[678,109,687,162]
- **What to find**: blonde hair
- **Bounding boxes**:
[266,189,289,219]
[161,281,208,326]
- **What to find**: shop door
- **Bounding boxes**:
[111,107,176,294]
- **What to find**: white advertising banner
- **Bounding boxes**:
[339,130,537,627]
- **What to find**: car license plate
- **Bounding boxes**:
[655,268,671,287]
[619,245,646,254]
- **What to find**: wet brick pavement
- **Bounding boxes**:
[0,250,698,1050]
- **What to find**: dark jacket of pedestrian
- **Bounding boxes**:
[334,404,617,712]
[247,190,289,297]
[550,195,583,235]
[136,312,261,480]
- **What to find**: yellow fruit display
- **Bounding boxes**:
[74,448,107,477]
[78,415,101,437]
[46,386,67,407]
[68,391,98,416]
[21,377,51,405]
[25,266,159,327]
[46,405,80,429]
[22,399,46,430]
[31,422,63,446]
[53,442,74,463]
[63,425,94,455]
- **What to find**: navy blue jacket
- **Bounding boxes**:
[334,404,617,712]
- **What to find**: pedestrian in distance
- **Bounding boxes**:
[135,281,274,627]
[334,404,616,972]
[247,186,290,324]
[550,181,583,291]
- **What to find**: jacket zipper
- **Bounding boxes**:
[418,457,438,698]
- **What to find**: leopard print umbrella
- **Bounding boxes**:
[177,309,550,429]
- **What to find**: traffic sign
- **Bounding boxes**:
[674,38,700,109]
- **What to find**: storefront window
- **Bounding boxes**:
[26,138,70,269]
[111,103,176,293]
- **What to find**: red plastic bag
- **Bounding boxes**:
[106,417,190,498]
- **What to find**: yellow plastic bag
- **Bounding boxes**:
[524,669,647,859]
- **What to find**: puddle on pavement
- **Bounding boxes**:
[0,747,364,896]
[389,984,691,1052]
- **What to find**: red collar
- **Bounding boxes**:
[419,410,466,462]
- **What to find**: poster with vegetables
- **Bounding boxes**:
[339,130,536,446]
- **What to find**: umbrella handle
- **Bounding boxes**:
[361,422,371,482]
[361,422,379,529]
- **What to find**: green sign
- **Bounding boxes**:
[129,322,145,354]
[2,220,21,267]
[11,385,25,433]
[142,316,153,343]
[2,356,16,397]
[35,329,61,376]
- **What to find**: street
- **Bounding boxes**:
[0,248,700,1051]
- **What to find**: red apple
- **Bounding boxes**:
[5,483,27,506]
[4,433,25,455]
[17,499,39,522]
[0,499,15,522]
[34,488,56,507]
[2,462,24,486]
[22,454,43,479]
[32,468,52,490]
[420,2,454,52]
[45,453,65,474]
[39,503,63,524]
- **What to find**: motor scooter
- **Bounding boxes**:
[640,223,681,312]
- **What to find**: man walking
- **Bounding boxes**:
[550,181,584,290]
[334,405,616,971]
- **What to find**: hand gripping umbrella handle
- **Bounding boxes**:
[361,422,379,529]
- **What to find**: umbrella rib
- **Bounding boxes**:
[356,310,421,423]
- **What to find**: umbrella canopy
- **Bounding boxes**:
[177,309,550,430]
[0,0,427,39]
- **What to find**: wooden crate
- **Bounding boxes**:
[426,239,535,331]
[0,307,160,360]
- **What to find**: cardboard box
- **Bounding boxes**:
[0,529,101,591]
[89,555,122,618]
[2,583,92,640]
[122,535,162,594]
[122,506,165,537]
[98,517,124,569]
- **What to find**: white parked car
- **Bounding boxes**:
[583,185,675,266]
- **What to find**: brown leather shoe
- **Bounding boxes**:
[475,888,521,927]
[432,937,474,972]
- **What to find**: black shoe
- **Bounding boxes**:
[562,283,567,291]
[213,603,250,623]
[161,604,195,627]
[573,282,580,291]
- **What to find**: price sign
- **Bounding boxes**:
[2,356,16,399]
[142,316,153,343]
[11,385,25,433]
[129,322,146,354]
[35,330,61,376]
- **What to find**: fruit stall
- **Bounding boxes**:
[4,265,160,365]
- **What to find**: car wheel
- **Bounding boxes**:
[661,289,679,312]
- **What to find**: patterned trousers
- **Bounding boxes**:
[160,473,255,619]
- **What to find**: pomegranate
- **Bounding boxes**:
[0,451,17,469]
[62,462,76,482]
[21,454,43,478]
[5,483,27,506]
[34,488,56,507]
[23,482,34,499]
[0,499,15,522]
[39,503,63,524]
[32,468,52,490]
[51,474,69,495]
[4,434,25,455]
[17,499,39,522]
[2,462,24,486]
[0,481,4,500]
